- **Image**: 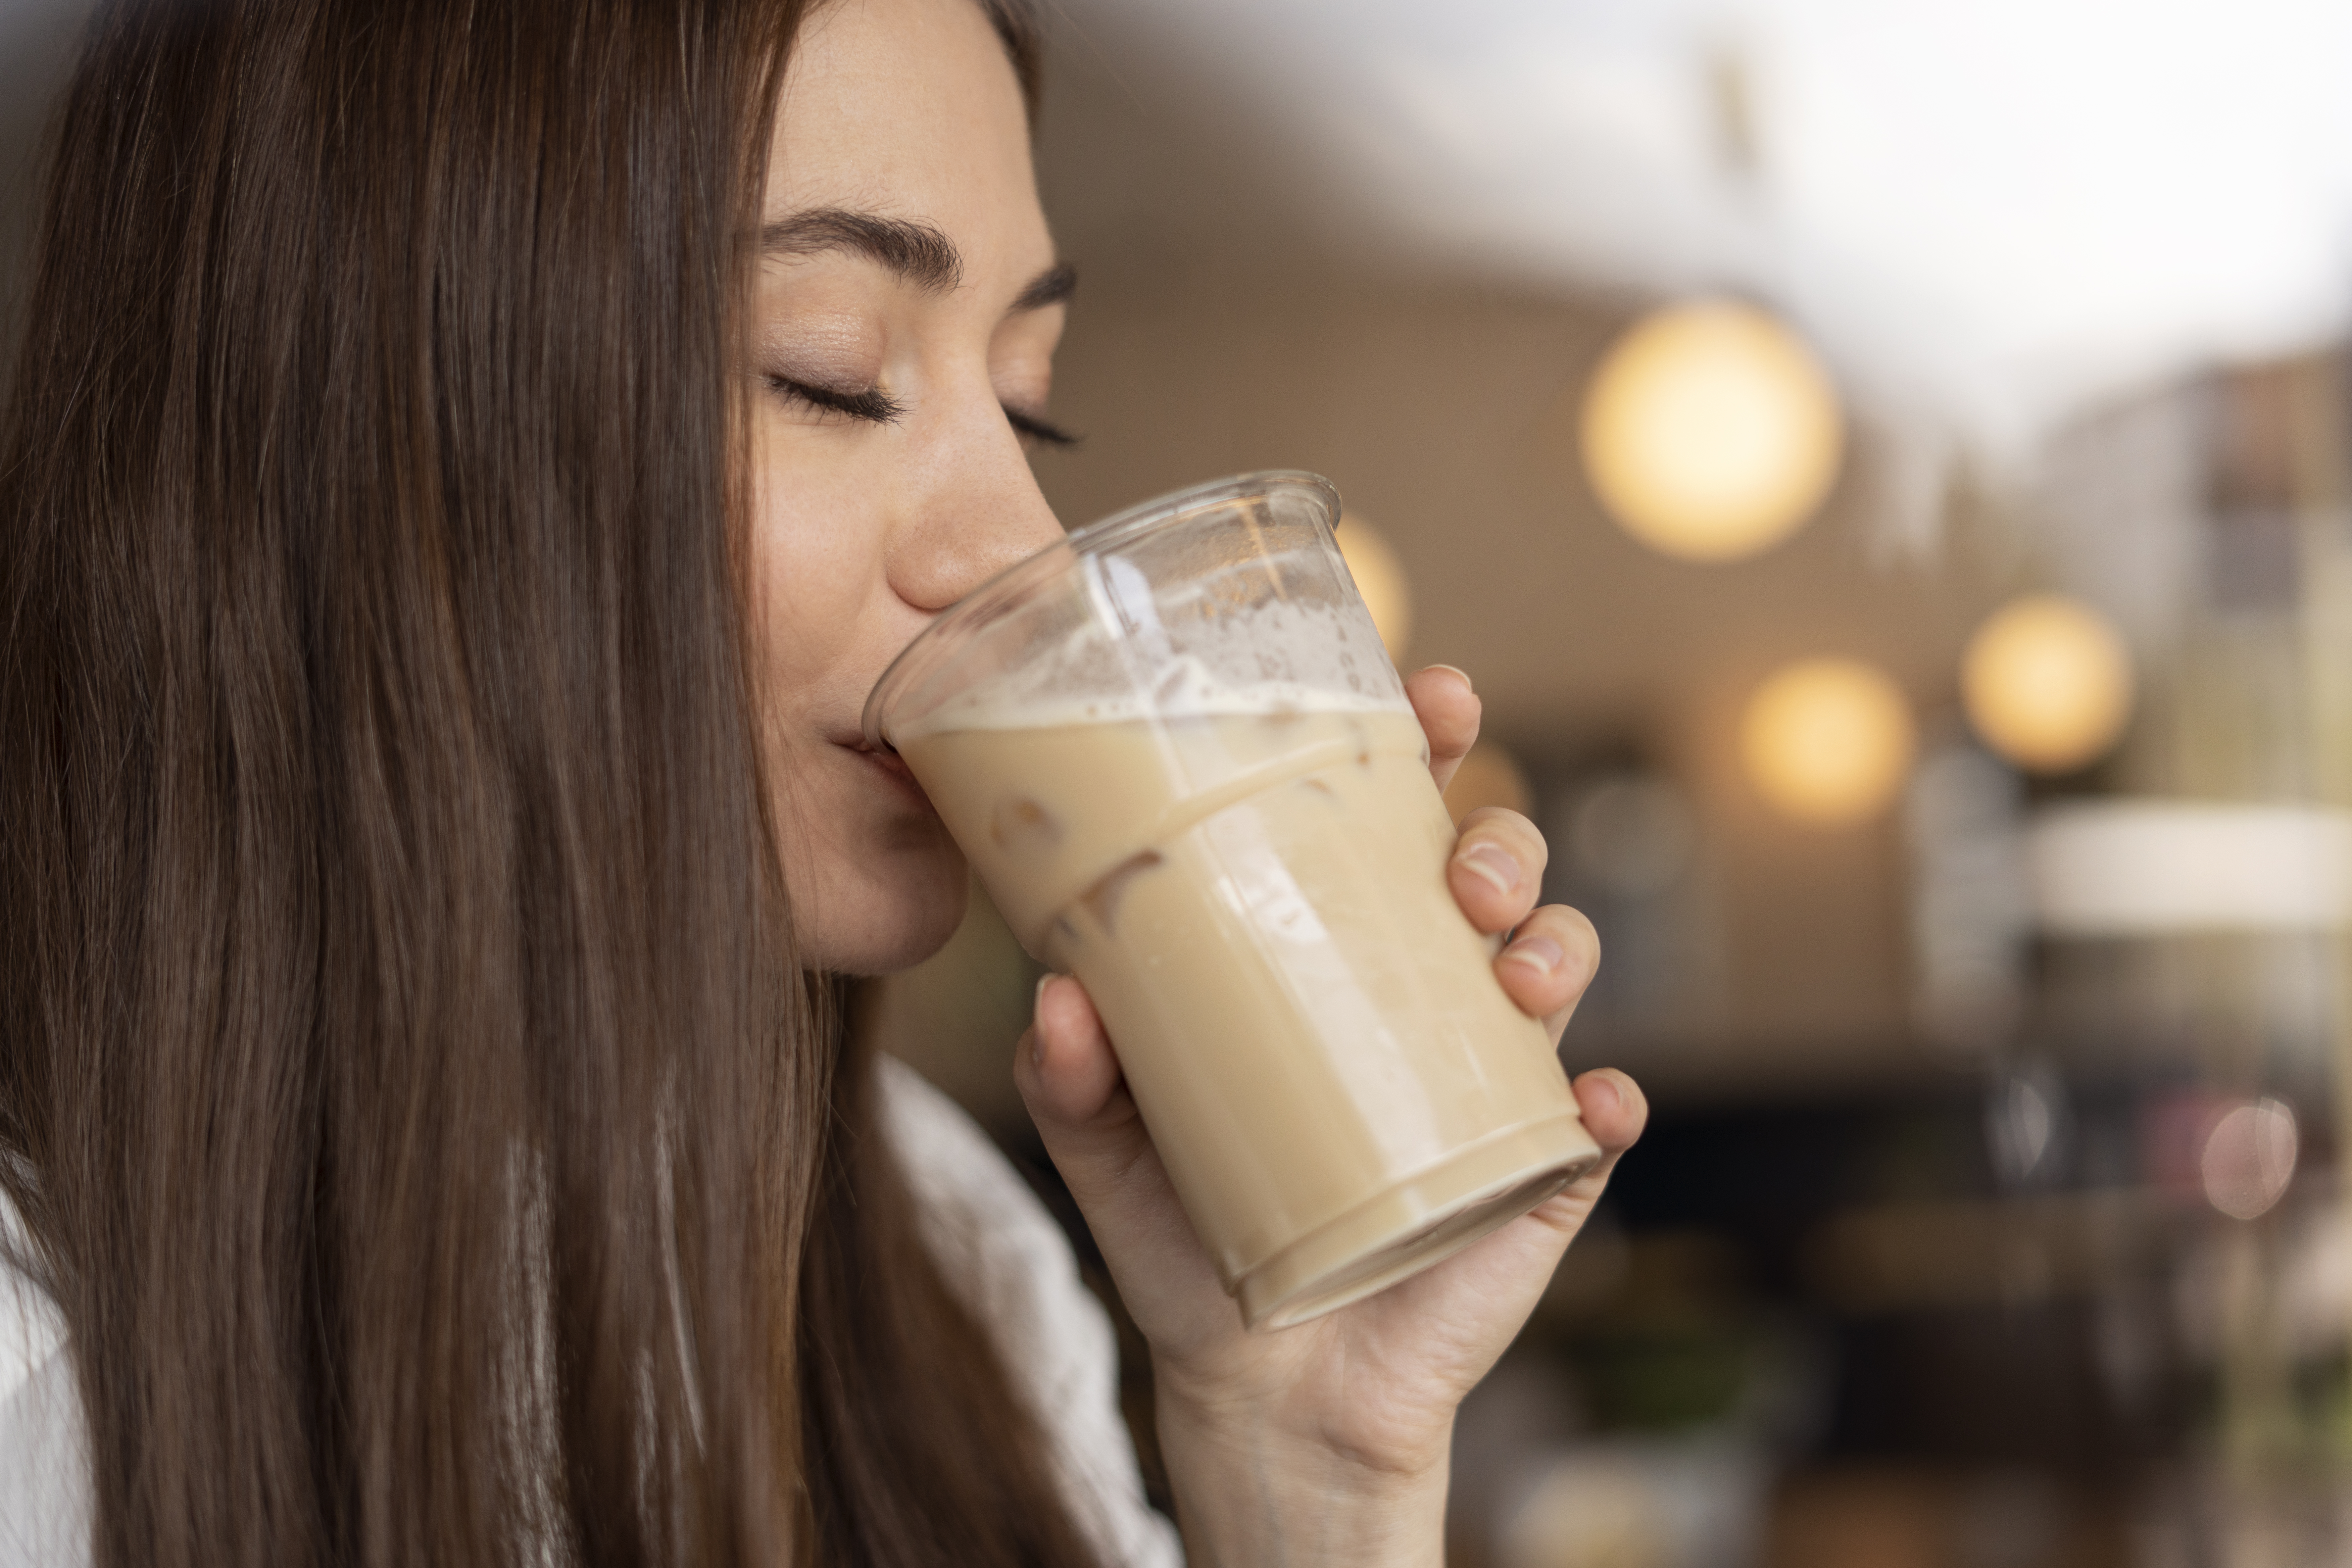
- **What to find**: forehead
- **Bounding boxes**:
[765,0,1045,262]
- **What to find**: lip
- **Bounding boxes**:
[841,739,933,806]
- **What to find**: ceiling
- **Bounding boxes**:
[1036,0,2352,471]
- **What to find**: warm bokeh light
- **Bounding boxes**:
[1961,593,2134,774]
[2200,1099,2298,1221]
[1579,299,1844,564]
[1442,743,1532,824]
[1740,658,1916,826]
[1335,512,1413,661]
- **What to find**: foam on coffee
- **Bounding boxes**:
[890,591,1408,741]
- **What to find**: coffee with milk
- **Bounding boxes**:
[868,475,1598,1328]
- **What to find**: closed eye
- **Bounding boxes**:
[767,374,1078,447]
[767,374,905,424]
[1004,405,1079,448]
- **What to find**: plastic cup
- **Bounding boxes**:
[863,472,1600,1328]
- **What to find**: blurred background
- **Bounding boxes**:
[11,0,2352,1563]
[875,3,2352,1564]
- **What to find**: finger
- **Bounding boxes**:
[1494,903,1600,1041]
[1017,975,1147,1169]
[1019,974,1130,1127]
[1404,665,1479,793]
[1448,805,1549,932]
[1554,1068,1648,1201]
[1013,977,1235,1339]
[1372,1068,1648,1342]
[1573,1067,1647,1160]
[1511,1069,1650,1245]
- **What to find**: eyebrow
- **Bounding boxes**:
[763,208,963,291]
[761,206,1075,313]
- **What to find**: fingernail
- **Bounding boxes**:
[1501,934,1565,976]
[1454,841,1519,897]
[1031,974,1052,1068]
[1423,663,1474,694]
[1582,1074,1622,1115]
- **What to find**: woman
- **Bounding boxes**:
[0,0,1646,1563]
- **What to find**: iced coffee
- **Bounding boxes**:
[866,474,1600,1328]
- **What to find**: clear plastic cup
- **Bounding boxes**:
[863,472,1600,1328]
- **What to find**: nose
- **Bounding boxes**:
[888,385,1066,612]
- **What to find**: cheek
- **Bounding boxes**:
[745,426,966,973]
[746,436,872,682]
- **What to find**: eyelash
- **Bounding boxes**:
[765,375,1080,448]
[1004,406,1081,449]
[767,375,905,424]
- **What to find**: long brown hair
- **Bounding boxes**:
[0,1,1097,1564]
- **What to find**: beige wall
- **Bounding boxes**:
[1012,242,2012,1078]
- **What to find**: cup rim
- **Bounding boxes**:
[859,469,1343,749]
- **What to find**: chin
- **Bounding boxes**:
[796,832,971,976]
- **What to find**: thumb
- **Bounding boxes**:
[1015,974,1150,1190]
[1013,976,1232,1333]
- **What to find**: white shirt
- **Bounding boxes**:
[0,1059,1182,1568]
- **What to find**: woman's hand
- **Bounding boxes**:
[1013,665,1647,1568]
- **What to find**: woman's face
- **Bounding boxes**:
[747,0,1067,974]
